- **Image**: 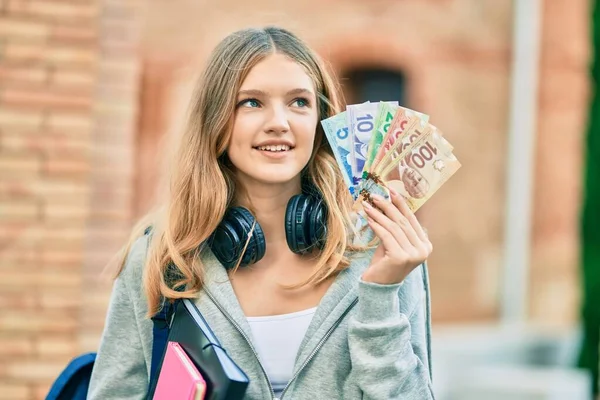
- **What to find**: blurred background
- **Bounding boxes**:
[0,0,598,399]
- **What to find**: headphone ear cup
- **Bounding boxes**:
[285,194,307,254]
[309,197,327,249]
[209,207,265,269]
[285,194,327,254]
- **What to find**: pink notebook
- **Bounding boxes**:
[154,341,207,400]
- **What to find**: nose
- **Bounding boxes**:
[264,104,290,134]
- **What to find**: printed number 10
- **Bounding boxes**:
[357,114,373,133]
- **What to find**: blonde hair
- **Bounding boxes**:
[116,27,365,316]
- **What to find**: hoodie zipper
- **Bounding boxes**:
[278,297,358,399]
[204,289,277,399]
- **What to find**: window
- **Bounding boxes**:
[343,68,406,105]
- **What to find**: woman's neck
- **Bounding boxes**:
[234,179,301,248]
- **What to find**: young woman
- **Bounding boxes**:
[88,26,435,400]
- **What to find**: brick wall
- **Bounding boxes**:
[0,0,141,398]
[80,0,141,353]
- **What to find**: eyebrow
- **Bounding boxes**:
[237,88,314,97]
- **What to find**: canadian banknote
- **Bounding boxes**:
[370,106,429,174]
[321,111,354,192]
[347,101,398,187]
[383,129,461,211]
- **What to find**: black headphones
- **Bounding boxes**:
[207,184,327,270]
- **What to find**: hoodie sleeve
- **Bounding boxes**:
[87,236,153,400]
[347,263,435,400]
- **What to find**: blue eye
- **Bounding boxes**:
[293,98,309,108]
[238,98,260,108]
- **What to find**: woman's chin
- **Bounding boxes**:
[236,169,302,187]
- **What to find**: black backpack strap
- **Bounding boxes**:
[144,226,186,398]
[148,295,179,398]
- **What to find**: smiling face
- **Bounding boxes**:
[226,53,319,189]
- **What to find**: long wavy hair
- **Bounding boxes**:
[115,27,365,316]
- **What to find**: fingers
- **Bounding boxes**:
[370,195,422,248]
[389,188,430,244]
[363,200,412,250]
[365,214,407,257]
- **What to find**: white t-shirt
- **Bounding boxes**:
[246,307,317,396]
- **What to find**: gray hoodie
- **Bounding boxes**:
[88,234,435,399]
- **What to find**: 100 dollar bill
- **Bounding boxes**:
[383,131,461,211]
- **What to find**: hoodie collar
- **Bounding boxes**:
[198,248,374,366]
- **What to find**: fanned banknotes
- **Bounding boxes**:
[321,101,461,216]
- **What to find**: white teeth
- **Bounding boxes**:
[257,145,291,152]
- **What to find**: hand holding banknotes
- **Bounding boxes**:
[360,187,433,285]
[321,101,458,282]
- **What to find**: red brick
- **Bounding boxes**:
[0,179,37,199]
[1,88,92,111]
[40,235,84,258]
[0,311,77,334]
[50,68,95,89]
[35,335,78,357]
[0,153,41,178]
[0,252,39,267]
[0,179,89,202]
[79,331,103,353]
[0,382,29,400]
[0,221,41,242]
[1,131,90,159]
[0,199,39,222]
[43,157,90,180]
[0,17,48,39]
[40,226,84,248]
[45,112,92,132]
[0,108,44,129]
[0,337,34,358]
[33,383,53,400]
[0,289,38,310]
[2,263,81,287]
[40,249,84,267]
[1,268,38,287]
[0,63,48,85]
[6,359,70,382]
[7,0,98,20]
[4,43,97,66]
[0,130,42,154]
[39,290,79,311]
[38,180,90,199]
[82,225,129,252]
[51,24,97,46]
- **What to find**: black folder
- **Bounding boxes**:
[161,299,250,400]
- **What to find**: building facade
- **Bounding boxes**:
[0,0,589,398]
